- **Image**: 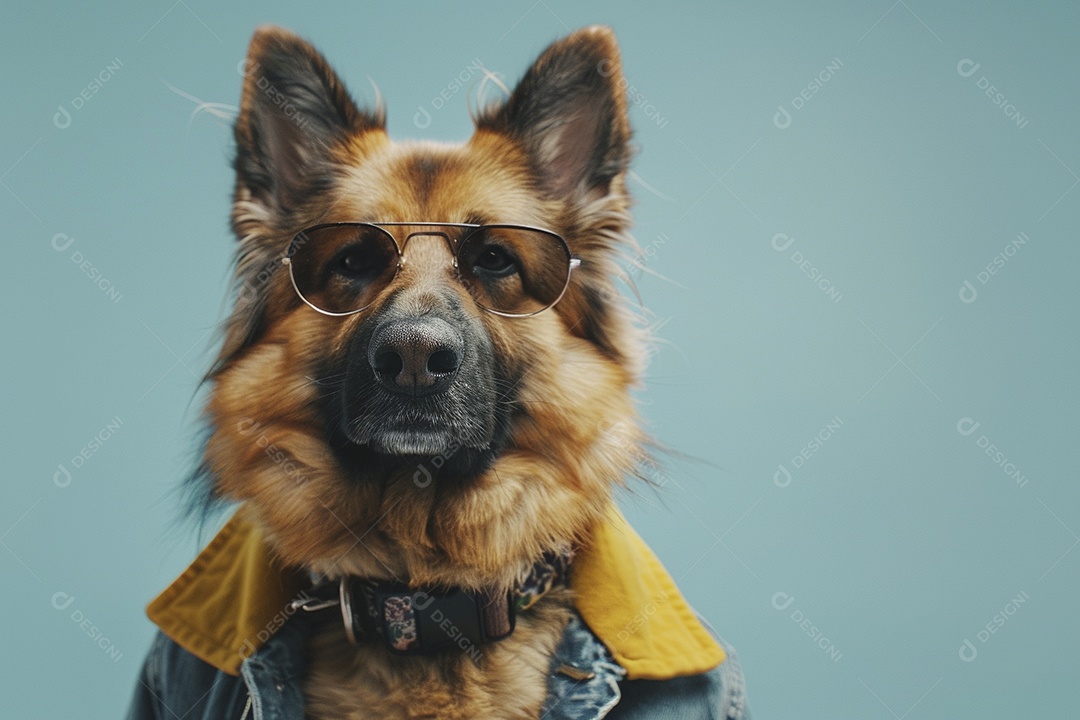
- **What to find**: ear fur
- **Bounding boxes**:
[477,27,640,366]
[234,25,382,216]
[214,26,383,377]
[475,26,632,204]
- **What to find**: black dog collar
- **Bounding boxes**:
[290,549,572,656]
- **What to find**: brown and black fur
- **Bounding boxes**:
[195,24,651,719]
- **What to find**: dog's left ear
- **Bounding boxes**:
[476,26,631,203]
[478,28,638,365]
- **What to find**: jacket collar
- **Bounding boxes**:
[146,502,725,680]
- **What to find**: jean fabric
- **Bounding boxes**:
[125,609,750,720]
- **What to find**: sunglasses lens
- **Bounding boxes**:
[457,226,572,316]
[288,224,398,315]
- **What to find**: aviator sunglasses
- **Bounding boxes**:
[282,222,581,318]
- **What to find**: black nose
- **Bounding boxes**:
[368,317,464,395]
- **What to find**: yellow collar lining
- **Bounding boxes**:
[146,503,724,679]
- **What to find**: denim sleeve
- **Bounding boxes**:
[124,632,168,720]
[123,630,249,720]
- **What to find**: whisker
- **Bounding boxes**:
[305,373,348,387]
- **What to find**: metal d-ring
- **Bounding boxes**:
[339,577,360,645]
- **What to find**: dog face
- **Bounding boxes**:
[200,26,647,588]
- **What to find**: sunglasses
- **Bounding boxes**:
[281,222,581,318]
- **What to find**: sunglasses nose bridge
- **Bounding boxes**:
[398,230,457,257]
[393,231,461,285]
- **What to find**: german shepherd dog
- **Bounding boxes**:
[195,24,667,719]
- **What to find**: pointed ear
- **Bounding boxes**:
[233,25,383,220]
[476,26,631,202]
[210,27,383,382]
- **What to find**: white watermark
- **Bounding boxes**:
[958,590,1029,662]
[237,59,312,131]
[774,416,843,487]
[54,58,124,129]
[237,417,309,486]
[51,233,123,303]
[616,590,671,643]
[773,58,843,129]
[602,232,672,304]
[239,589,313,659]
[772,591,842,661]
[53,416,123,488]
[414,58,489,129]
[412,439,465,488]
[957,59,1029,130]
[958,232,1029,303]
[412,591,483,661]
[772,233,843,303]
[956,417,1028,487]
[51,591,122,662]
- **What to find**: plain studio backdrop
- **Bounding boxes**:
[2,1,1077,717]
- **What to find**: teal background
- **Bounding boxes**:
[2,1,1077,717]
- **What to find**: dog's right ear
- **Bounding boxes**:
[233,25,383,226]
[211,27,383,382]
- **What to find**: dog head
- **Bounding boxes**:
[199,25,648,589]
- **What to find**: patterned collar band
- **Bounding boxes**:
[290,549,574,656]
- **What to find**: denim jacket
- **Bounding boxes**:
[125,610,748,719]
[124,505,750,719]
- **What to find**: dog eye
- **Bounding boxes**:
[473,245,518,277]
[335,246,377,278]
